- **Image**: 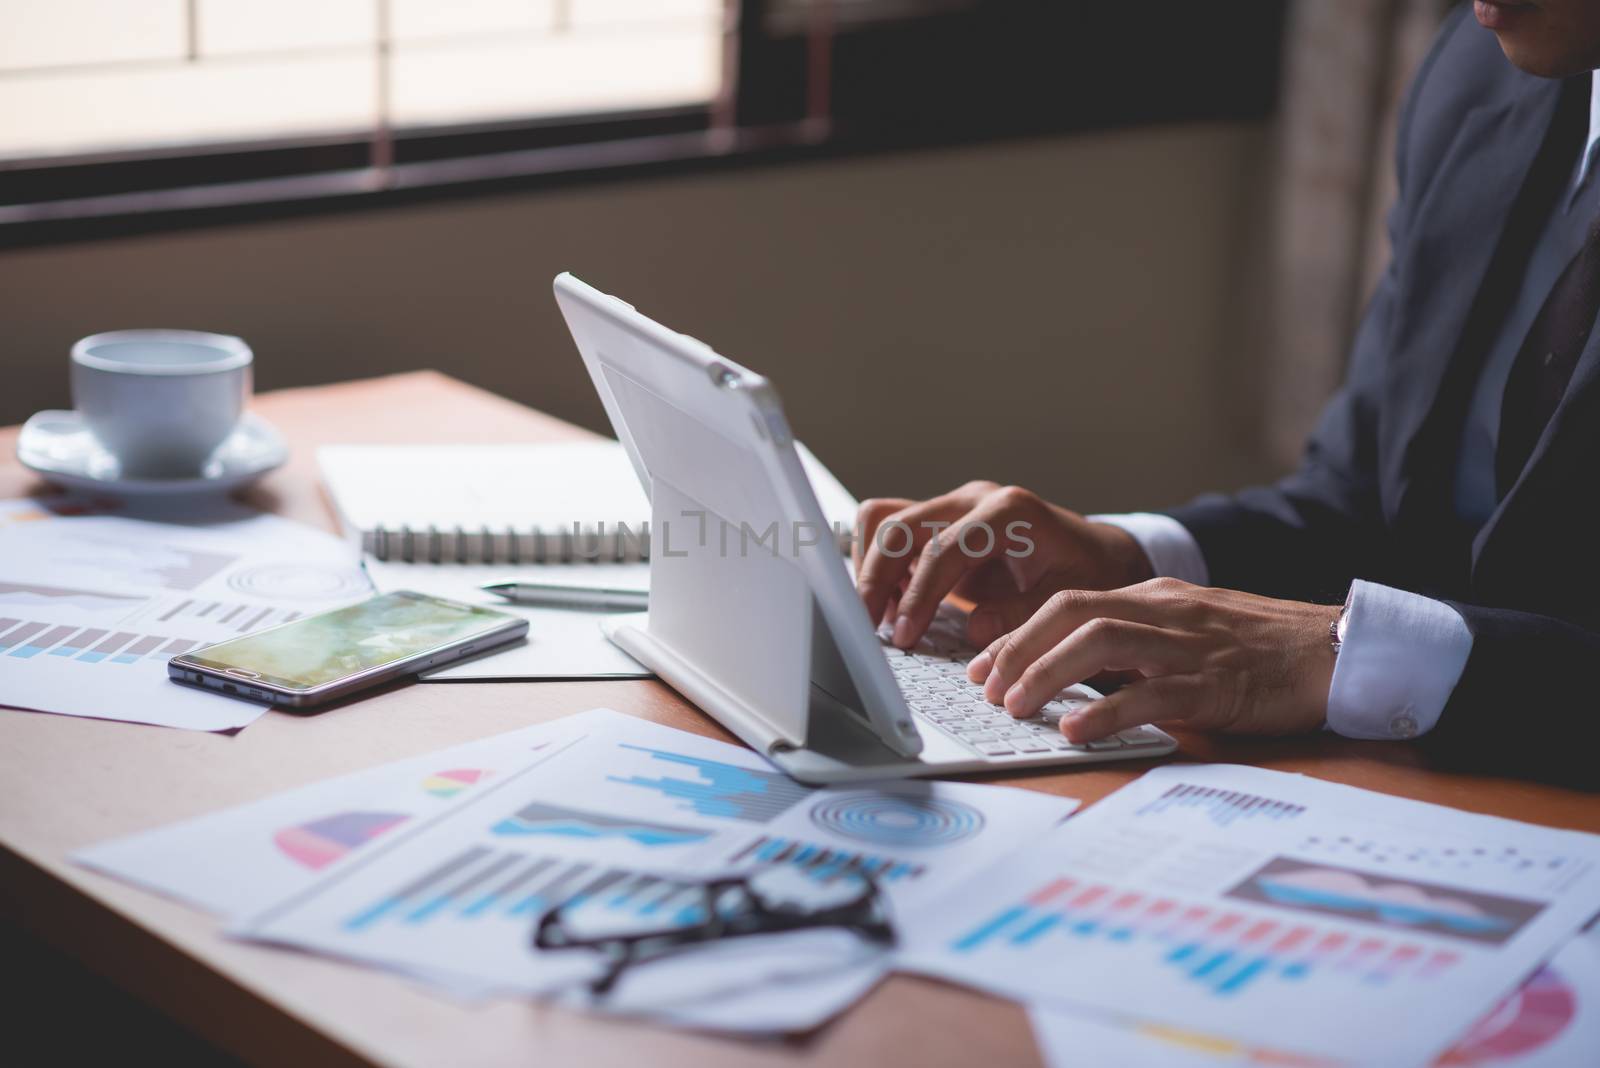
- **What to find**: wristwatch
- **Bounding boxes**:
[1329,587,1354,656]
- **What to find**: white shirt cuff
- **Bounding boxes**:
[1088,513,1210,586]
[1326,579,1473,740]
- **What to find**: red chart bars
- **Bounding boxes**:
[948,877,1458,997]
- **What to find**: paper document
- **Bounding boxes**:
[363,558,649,680]
[234,710,1077,1025]
[902,764,1600,1067]
[75,715,590,918]
[1028,921,1600,1068]
[0,498,369,732]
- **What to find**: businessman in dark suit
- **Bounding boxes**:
[854,2,1600,769]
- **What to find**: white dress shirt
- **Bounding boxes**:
[1090,74,1600,741]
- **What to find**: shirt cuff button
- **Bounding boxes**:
[1390,714,1419,739]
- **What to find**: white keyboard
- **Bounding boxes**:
[879,604,1170,759]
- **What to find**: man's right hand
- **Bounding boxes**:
[852,481,1156,650]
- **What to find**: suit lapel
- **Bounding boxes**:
[1380,79,1563,524]
[1471,323,1600,564]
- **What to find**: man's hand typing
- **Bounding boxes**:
[853,481,1154,649]
[966,579,1340,743]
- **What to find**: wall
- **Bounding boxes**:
[0,122,1278,513]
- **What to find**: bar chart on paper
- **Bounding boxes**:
[0,616,199,664]
[341,846,710,932]
[947,876,1463,999]
[153,595,303,634]
[0,579,303,666]
[727,834,928,883]
[1135,783,1306,826]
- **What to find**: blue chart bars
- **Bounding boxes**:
[730,835,927,883]
[607,744,812,823]
[1134,783,1307,827]
[343,847,707,931]
[947,877,1462,999]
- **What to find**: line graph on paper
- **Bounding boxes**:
[605,743,812,823]
[1226,858,1543,946]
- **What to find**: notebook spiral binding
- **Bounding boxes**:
[363,524,651,565]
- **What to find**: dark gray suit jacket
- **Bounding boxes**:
[1165,10,1600,775]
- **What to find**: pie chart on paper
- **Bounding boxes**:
[1438,966,1578,1064]
[422,769,490,798]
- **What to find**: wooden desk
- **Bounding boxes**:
[3,372,1596,1068]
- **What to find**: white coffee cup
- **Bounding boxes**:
[70,329,253,479]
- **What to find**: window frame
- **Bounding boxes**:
[0,0,1286,250]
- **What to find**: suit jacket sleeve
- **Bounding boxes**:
[1164,274,1392,604]
[1426,602,1600,776]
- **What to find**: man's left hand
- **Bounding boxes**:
[965,578,1341,743]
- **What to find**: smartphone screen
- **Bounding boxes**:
[181,591,516,691]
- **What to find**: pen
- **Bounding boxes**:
[480,581,648,611]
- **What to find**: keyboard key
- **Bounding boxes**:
[1087,738,1125,750]
[1013,738,1050,753]
[1116,729,1168,747]
[977,741,1015,755]
[1040,699,1090,724]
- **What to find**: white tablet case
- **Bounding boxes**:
[554,273,929,782]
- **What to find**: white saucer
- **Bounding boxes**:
[17,409,288,497]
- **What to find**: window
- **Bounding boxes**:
[0,1,1285,243]
[0,1,724,160]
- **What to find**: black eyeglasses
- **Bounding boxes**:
[532,864,896,996]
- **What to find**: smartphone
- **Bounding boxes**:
[169,590,528,708]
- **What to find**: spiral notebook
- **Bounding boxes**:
[318,440,854,680]
[317,440,857,567]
